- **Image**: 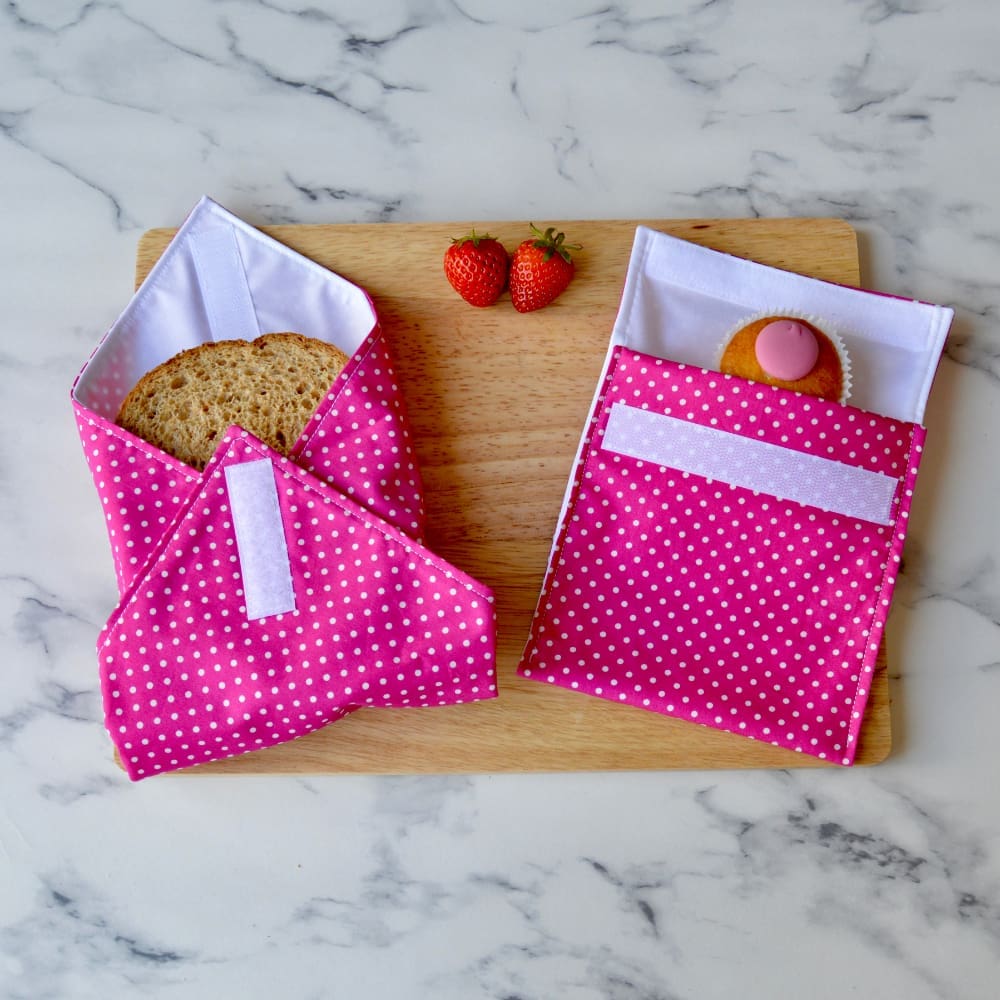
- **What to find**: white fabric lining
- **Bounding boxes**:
[612,226,953,423]
[73,197,377,419]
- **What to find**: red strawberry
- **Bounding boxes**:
[509,224,580,313]
[443,230,509,307]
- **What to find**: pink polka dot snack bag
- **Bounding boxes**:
[519,227,952,765]
[72,198,497,778]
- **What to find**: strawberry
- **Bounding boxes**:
[509,224,581,313]
[443,230,510,307]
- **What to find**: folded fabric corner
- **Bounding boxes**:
[73,198,494,778]
[99,427,497,780]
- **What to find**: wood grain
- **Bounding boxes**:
[134,217,891,773]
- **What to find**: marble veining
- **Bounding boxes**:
[2,0,1000,997]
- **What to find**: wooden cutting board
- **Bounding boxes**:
[135,217,891,773]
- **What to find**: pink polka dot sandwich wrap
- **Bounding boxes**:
[71,198,497,778]
[98,428,496,780]
[518,226,952,766]
[519,348,923,765]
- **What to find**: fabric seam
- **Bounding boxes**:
[842,420,920,761]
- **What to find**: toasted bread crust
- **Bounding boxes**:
[115,333,350,470]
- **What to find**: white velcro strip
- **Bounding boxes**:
[224,458,297,620]
[190,226,261,343]
[602,402,898,526]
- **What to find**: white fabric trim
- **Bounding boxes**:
[602,402,898,525]
[225,458,297,620]
[190,226,261,344]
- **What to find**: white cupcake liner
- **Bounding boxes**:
[714,310,852,405]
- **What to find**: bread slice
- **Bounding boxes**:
[115,333,350,470]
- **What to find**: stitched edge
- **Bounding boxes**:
[520,345,627,671]
[289,331,381,461]
[75,408,200,483]
[842,420,922,765]
[523,347,918,765]
[289,331,426,537]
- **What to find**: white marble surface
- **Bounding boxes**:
[2,1,999,997]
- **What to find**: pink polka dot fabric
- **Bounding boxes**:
[72,323,500,778]
[72,326,426,597]
[519,347,926,765]
[292,330,426,540]
[72,408,199,596]
[97,428,496,780]
[70,200,499,777]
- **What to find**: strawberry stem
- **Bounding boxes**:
[451,228,497,247]
[528,222,581,263]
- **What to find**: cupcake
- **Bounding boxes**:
[718,314,850,403]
